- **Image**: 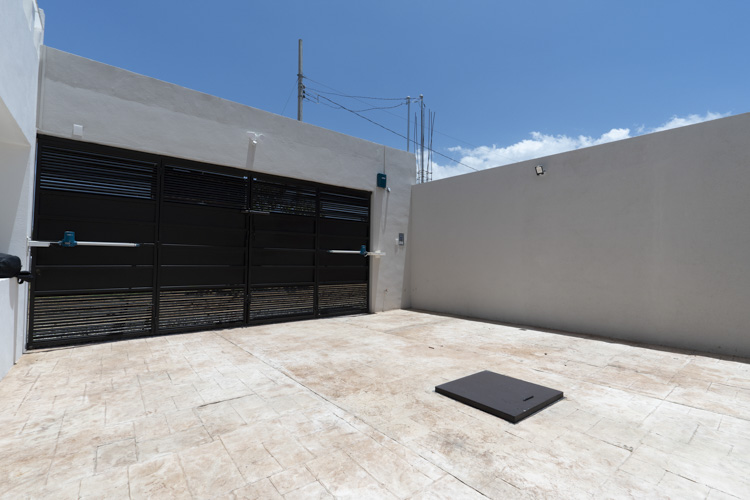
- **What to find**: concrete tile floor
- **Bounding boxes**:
[1,309,749,499]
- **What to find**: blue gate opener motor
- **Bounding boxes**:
[59,231,78,247]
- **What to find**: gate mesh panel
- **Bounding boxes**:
[158,289,245,330]
[38,145,157,199]
[320,191,369,222]
[251,180,317,216]
[164,165,248,209]
[318,283,368,315]
[30,292,153,345]
[250,286,315,320]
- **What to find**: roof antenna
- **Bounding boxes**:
[297,39,304,121]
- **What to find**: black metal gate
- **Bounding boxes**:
[28,136,370,349]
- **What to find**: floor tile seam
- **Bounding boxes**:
[350,412,495,498]
[173,449,199,500]
[355,321,520,365]
[40,407,66,488]
[215,329,491,499]
[211,434,249,494]
[660,466,717,496]
[301,475,335,499]
[378,318,458,335]
[12,374,41,418]
[664,393,750,420]
[213,333,325,406]
[341,317,453,337]
[258,441,285,480]
[340,445,422,498]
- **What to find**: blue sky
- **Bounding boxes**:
[40,1,750,179]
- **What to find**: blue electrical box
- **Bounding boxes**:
[377,173,387,189]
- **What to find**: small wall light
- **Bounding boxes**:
[535,165,545,176]
[72,124,83,138]
[247,131,265,145]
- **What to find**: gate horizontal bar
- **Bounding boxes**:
[328,249,385,257]
[29,239,141,248]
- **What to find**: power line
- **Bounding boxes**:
[302,75,521,168]
[303,82,405,101]
[305,89,406,112]
[304,75,481,149]
[307,96,340,110]
[305,93,479,172]
[304,92,401,113]
[280,78,298,117]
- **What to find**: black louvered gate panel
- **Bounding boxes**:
[163,165,248,209]
[28,140,158,348]
[38,144,157,199]
[158,162,248,332]
[29,137,371,349]
[320,191,370,222]
[29,139,158,348]
[318,283,368,315]
[317,190,370,316]
[159,289,245,330]
[31,293,153,342]
[249,286,315,320]
[249,178,318,321]
[251,179,317,216]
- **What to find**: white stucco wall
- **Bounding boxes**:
[37,47,414,314]
[410,113,750,357]
[0,0,43,379]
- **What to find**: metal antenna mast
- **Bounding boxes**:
[297,39,304,121]
[419,95,425,183]
[428,111,436,182]
[406,97,411,152]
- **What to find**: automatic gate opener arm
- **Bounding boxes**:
[327,250,386,258]
[28,231,141,248]
[70,241,141,247]
[27,239,141,248]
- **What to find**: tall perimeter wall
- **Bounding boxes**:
[37,47,414,315]
[410,113,750,357]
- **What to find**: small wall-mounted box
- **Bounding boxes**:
[377,173,387,189]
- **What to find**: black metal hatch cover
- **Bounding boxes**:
[435,370,564,423]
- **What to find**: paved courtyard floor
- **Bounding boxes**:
[1,310,749,499]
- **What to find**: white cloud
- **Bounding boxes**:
[651,111,728,133]
[429,111,729,180]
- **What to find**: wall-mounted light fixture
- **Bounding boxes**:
[72,124,83,138]
[247,131,265,145]
[535,165,545,176]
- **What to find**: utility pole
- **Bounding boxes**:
[406,97,411,152]
[419,94,424,183]
[297,39,304,121]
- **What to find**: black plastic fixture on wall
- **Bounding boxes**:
[0,253,33,283]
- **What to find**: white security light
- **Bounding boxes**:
[247,131,265,145]
[535,165,545,176]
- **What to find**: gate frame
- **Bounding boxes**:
[27,135,371,349]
